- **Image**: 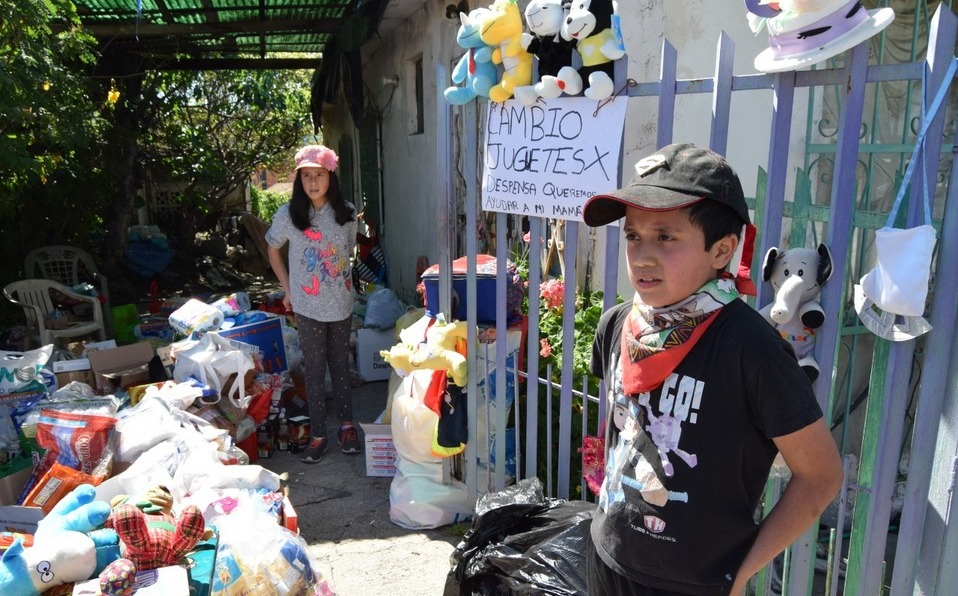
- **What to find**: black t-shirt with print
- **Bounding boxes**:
[589,299,823,595]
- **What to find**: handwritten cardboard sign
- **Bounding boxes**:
[482,97,627,221]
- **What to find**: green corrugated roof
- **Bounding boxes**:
[72,0,357,69]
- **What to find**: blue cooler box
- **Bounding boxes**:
[421,255,521,324]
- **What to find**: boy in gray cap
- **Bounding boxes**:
[583,143,842,595]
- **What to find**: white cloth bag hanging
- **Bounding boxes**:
[855,57,957,341]
[860,224,936,317]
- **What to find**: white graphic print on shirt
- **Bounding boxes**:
[600,352,700,536]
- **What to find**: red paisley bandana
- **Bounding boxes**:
[620,278,738,394]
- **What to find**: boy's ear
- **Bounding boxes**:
[711,233,739,270]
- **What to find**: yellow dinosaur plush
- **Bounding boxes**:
[479,0,534,103]
[380,320,468,386]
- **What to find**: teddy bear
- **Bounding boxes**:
[444,7,499,105]
[759,244,833,381]
[105,485,207,571]
[517,0,582,102]
[561,0,626,100]
[479,0,535,103]
[0,484,118,596]
[380,319,469,386]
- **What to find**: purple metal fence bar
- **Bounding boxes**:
[465,103,479,501]
[600,223,619,429]
[437,64,454,328]
[547,361,554,497]
[709,32,735,156]
[791,42,869,595]
[556,222,579,499]
[657,40,677,150]
[753,70,795,310]
[893,7,958,593]
[495,212,509,491]
[902,145,958,590]
[525,217,544,480]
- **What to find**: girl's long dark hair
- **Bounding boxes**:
[289,169,355,230]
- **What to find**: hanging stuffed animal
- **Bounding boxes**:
[520,0,582,101]
[561,0,626,100]
[380,319,469,387]
[444,7,499,105]
[479,0,535,103]
[759,244,833,381]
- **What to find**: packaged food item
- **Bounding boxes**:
[19,410,116,504]
[22,461,104,514]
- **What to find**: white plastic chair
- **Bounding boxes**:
[24,245,112,334]
[3,279,107,348]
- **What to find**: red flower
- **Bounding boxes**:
[540,279,565,311]
[540,338,552,358]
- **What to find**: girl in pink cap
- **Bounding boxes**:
[266,144,361,462]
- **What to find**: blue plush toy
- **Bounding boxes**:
[444,7,499,105]
[0,484,119,596]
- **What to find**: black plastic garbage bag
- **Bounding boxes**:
[445,478,595,596]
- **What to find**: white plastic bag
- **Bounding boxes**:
[173,333,256,408]
[388,368,475,529]
[390,369,442,465]
[364,288,407,330]
[389,457,474,530]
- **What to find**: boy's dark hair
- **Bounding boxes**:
[289,170,355,230]
[684,200,745,250]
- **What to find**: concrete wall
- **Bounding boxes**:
[349,0,811,301]
[355,0,459,304]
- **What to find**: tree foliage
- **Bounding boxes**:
[138,68,313,238]
[0,1,315,326]
[0,0,103,200]
[0,0,115,306]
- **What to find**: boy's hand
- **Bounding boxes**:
[731,418,843,592]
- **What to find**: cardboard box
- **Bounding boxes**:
[356,328,396,382]
[281,495,298,534]
[73,564,189,595]
[215,317,287,373]
[360,422,396,477]
[87,342,155,395]
[281,370,309,418]
[52,358,94,388]
[0,467,43,533]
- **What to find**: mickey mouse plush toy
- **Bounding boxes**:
[561,0,625,100]
[522,0,582,99]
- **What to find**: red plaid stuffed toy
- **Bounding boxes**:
[106,501,206,570]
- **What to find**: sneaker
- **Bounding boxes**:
[338,425,362,454]
[301,437,328,463]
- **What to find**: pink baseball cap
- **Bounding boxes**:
[294,145,339,172]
